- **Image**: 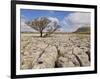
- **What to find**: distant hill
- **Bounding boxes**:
[74,26,90,34]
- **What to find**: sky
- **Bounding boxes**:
[21,9,91,32]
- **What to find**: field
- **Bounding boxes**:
[20,33,90,69]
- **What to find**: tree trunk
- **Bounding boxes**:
[40,31,42,37]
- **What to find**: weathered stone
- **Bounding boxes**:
[73,47,90,66]
[57,56,75,67]
[58,46,73,56]
[21,57,33,69]
[21,34,90,69]
[64,54,80,66]
[33,45,58,69]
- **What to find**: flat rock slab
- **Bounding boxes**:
[32,45,58,69]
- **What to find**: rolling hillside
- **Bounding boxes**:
[74,27,90,34]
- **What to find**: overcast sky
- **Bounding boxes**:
[21,9,91,32]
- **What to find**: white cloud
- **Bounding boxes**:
[21,17,35,32]
[49,11,55,14]
[48,17,59,24]
[66,12,90,26]
[47,17,60,29]
[61,12,91,32]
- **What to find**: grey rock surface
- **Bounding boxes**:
[21,34,90,69]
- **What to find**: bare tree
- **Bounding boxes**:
[26,17,60,37]
[44,21,61,37]
[26,17,50,37]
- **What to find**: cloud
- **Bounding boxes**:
[49,11,55,14]
[66,12,91,26]
[44,17,60,31]
[48,17,59,24]
[61,12,91,32]
[21,16,35,32]
[47,17,60,29]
